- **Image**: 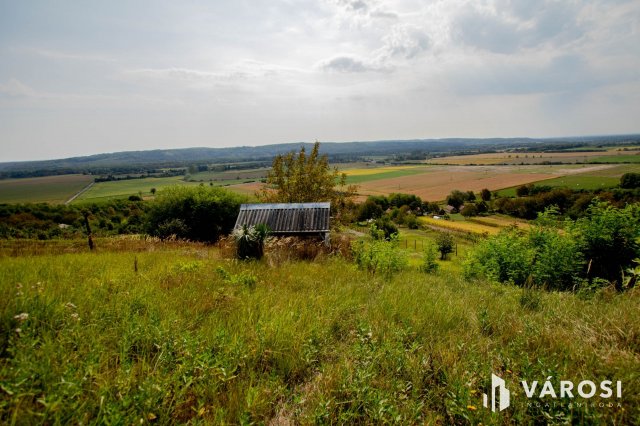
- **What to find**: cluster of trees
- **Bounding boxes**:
[465,202,640,290]
[0,200,147,240]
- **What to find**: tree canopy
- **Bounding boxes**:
[258,142,357,207]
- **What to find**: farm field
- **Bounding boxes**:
[74,176,257,203]
[496,164,639,196]
[228,164,625,202]
[355,165,558,201]
[74,176,194,202]
[0,174,93,204]
[1,238,638,424]
[416,214,532,236]
[425,147,636,166]
[187,168,269,182]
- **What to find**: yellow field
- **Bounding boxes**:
[418,214,531,235]
[418,216,500,235]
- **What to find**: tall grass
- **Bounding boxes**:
[1,245,639,424]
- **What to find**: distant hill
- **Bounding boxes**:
[1,134,639,178]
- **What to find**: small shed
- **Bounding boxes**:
[234,202,331,244]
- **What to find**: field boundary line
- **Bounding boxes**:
[65,181,94,204]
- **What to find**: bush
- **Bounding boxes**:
[620,173,640,189]
[146,186,246,242]
[420,242,439,273]
[351,236,408,277]
[404,213,419,229]
[369,217,398,240]
[569,201,640,284]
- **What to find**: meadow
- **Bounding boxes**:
[1,235,638,424]
[0,175,93,204]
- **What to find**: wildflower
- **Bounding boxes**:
[65,302,77,310]
[15,328,21,334]
[467,405,477,411]
[71,313,80,321]
[14,313,28,322]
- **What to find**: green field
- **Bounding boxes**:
[0,174,93,204]
[589,154,640,163]
[344,167,427,184]
[74,176,192,201]
[74,176,256,202]
[1,235,638,424]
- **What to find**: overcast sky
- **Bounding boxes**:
[1,0,639,161]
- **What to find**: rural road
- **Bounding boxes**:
[65,181,94,204]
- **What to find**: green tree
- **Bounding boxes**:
[436,233,454,260]
[446,190,466,212]
[481,188,492,202]
[146,186,246,242]
[258,142,357,206]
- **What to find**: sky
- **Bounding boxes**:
[0,0,639,162]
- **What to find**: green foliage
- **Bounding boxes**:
[420,242,439,273]
[146,185,246,242]
[351,236,408,277]
[460,203,478,217]
[369,217,398,240]
[404,213,419,229]
[480,188,491,201]
[216,266,258,287]
[435,233,454,260]
[357,198,383,221]
[446,190,466,212]
[233,224,270,260]
[464,228,533,284]
[465,203,639,291]
[620,172,640,189]
[259,142,357,207]
[0,200,147,239]
[569,201,640,284]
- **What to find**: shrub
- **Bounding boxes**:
[404,213,419,229]
[463,228,533,284]
[569,201,640,284]
[146,186,246,242]
[351,236,408,277]
[420,242,439,273]
[369,217,398,240]
[460,204,478,217]
[620,173,640,189]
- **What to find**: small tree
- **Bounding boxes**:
[258,142,357,210]
[436,233,454,260]
[481,188,492,202]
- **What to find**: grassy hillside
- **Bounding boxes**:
[1,239,638,424]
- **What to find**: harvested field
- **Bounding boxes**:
[357,168,557,201]
[425,149,629,165]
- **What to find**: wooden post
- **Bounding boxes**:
[83,211,94,251]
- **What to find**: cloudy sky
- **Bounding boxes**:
[0,0,639,161]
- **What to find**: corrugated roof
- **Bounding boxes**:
[234,202,330,233]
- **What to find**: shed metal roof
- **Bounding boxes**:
[234,202,330,234]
